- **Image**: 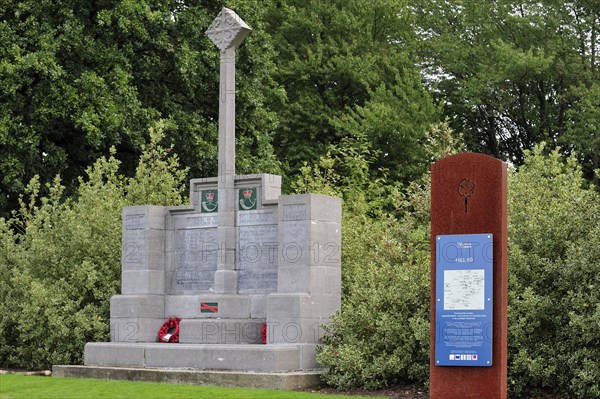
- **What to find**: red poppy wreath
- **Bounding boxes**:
[158,317,181,343]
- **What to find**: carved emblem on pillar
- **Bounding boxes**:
[206,8,251,51]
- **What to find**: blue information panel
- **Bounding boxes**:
[435,234,493,367]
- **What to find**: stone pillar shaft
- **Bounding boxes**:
[218,47,236,182]
[216,46,237,290]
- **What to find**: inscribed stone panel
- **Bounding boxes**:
[238,224,278,293]
[174,228,217,292]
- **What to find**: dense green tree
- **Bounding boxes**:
[414,0,600,182]
[265,0,440,186]
[3,0,599,219]
[0,0,281,217]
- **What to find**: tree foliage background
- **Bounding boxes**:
[414,0,599,182]
[4,0,596,217]
[0,0,282,217]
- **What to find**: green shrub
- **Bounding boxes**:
[317,206,430,389]
[507,145,600,398]
[0,122,188,369]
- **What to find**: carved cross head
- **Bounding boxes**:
[205,7,251,51]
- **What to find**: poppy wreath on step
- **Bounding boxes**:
[261,322,267,344]
[158,317,181,343]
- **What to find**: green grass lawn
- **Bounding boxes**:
[0,374,384,399]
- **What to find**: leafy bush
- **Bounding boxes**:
[317,193,431,389]
[507,145,600,398]
[0,122,188,369]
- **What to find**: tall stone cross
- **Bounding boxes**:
[206,8,251,293]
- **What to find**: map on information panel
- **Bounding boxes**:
[435,234,493,367]
[444,269,485,311]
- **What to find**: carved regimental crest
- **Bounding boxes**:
[239,187,257,210]
[201,190,218,213]
[205,8,251,51]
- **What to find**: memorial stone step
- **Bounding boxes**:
[84,342,320,372]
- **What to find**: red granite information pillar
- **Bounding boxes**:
[430,153,507,399]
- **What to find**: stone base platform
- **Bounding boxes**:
[52,365,323,390]
[84,342,320,372]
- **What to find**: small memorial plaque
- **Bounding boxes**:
[173,214,218,230]
[238,211,275,225]
[126,214,145,230]
[281,221,307,265]
[435,233,493,367]
[186,215,218,228]
[283,204,306,221]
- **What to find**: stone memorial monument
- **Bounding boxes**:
[54,8,341,389]
[430,153,507,399]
